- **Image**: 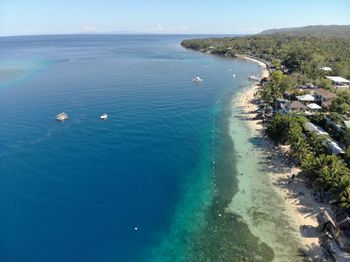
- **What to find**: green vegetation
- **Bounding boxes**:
[302,154,350,208]
[331,92,350,116]
[182,25,350,208]
[181,27,350,82]
[267,114,350,207]
[258,70,294,106]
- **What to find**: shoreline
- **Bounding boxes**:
[234,56,322,258]
[232,55,343,260]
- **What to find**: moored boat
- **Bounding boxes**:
[192,76,203,82]
[55,112,68,121]
[100,113,108,120]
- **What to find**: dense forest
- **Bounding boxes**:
[181,26,350,83]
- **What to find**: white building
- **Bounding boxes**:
[326,76,350,89]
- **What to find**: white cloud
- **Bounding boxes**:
[147,24,189,33]
[82,25,100,33]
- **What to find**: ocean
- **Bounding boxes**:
[0,35,299,262]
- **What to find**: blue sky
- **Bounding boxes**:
[1,0,350,36]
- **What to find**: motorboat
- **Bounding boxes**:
[55,112,69,121]
[100,113,108,120]
[192,76,203,82]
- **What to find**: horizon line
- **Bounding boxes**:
[0,32,253,38]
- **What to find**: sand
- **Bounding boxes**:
[234,56,350,261]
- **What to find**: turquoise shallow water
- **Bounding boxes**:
[0,35,277,261]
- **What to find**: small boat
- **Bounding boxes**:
[55,112,68,121]
[192,76,203,82]
[249,76,260,81]
[100,113,108,120]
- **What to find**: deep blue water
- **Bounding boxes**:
[0,35,260,261]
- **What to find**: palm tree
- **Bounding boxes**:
[308,134,328,156]
[315,166,333,190]
[290,137,311,163]
[301,154,317,178]
[337,176,350,208]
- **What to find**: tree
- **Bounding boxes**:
[337,176,350,208]
[308,134,328,156]
[290,137,311,163]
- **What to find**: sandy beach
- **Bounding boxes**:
[234,56,350,261]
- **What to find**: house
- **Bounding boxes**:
[285,101,307,111]
[313,88,336,101]
[307,103,322,111]
[321,66,332,71]
[296,94,316,104]
[326,76,350,89]
[325,139,345,155]
[312,88,336,109]
[303,122,328,136]
[303,122,345,155]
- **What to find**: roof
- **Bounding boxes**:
[321,66,332,71]
[314,88,336,100]
[317,211,336,228]
[296,94,315,101]
[325,139,345,155]
[326,76,350,83]
[322,100,333,108]
[303,122,328,136]
[307,103,322,110]
[344,120,350,129]
[286,100,307,110]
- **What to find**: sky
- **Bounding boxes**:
[1,0,350,36]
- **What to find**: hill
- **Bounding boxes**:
[259,25,350,38]
[181,25,350,82]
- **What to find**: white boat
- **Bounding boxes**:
[55,112,68,121]
[192,76,203,82]
[100,113,108,120]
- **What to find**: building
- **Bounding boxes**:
[326,76,350,89]
[312,88,336,109]
[303,122,345,155]
[303,122,329,136]
[307,103,322,111]
[320,66,332,71]
[285,101,307,111]
[296,94,316,103]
